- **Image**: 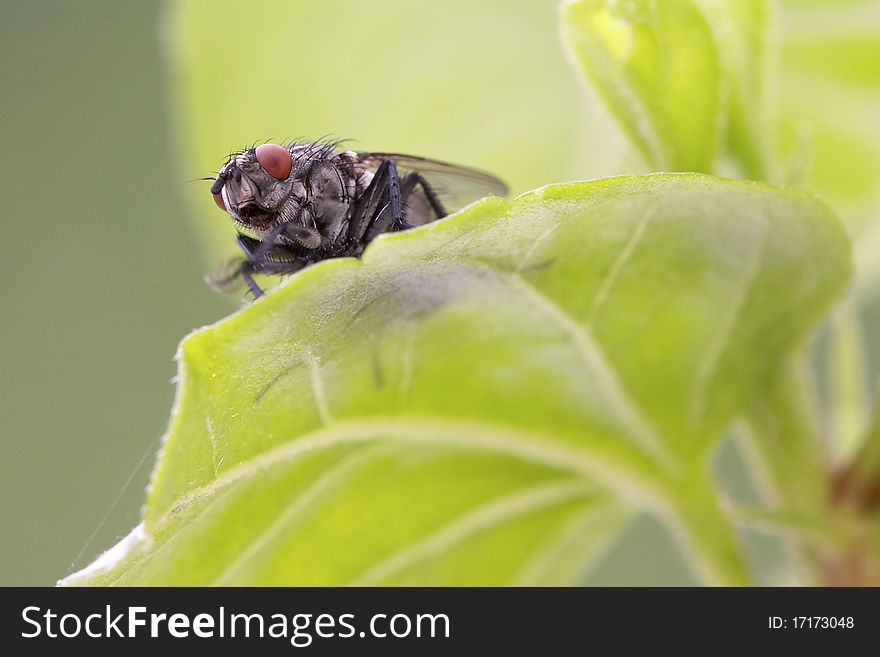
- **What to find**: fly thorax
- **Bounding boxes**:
[309,162,358,244]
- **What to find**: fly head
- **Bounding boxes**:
[212,144,305,236]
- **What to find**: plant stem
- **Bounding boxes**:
[827,299,871,463]
[834,393,880,513]
[664,466,752,586]
[745,348,828,512]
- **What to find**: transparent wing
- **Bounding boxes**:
[357,152,508,213]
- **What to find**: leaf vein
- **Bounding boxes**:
[149,416,668,531]
[587,205,656,321]
[212,445,383,585]
[688,217,769,431]
[307,353,334,424]
[347,480,594,585]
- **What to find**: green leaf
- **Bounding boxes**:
[561,0,880,238]
[561,0,723,172]
[61,174,849,586]
[561,0,776,178]
[693,0,773,179]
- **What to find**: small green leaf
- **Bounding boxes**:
[693,0,774,179]
[561,0,723,171]
[62,174,849,586]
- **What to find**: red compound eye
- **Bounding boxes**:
[255,143,292,180]
[212,191,226,211]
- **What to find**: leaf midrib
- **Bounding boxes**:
[147,415,672,532]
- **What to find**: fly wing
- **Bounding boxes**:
[357,153,508,213]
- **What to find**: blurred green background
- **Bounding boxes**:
[1,0,877,586]
[0,1,229,585]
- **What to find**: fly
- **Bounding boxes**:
[207,140,508,298]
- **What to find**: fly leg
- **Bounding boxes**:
[205,252,268,299]
[231,234,310,299]
[238,260,264,299]
[234,235,273,298]
[246,222,288,268]
[400,172,448,220]
[251,209,322,265]
[231,210,321,298]
[349,159,403,244]
[235,260,310,299]
[352,169,449,244]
